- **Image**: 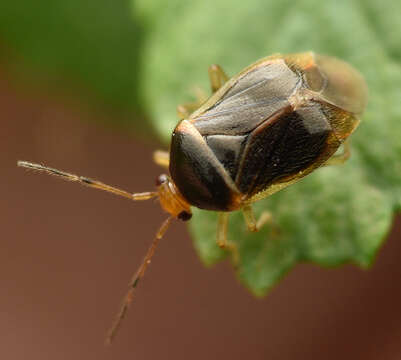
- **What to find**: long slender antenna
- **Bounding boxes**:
[18,160,172,343]
[106,216,174,344]
[17,161,157,201]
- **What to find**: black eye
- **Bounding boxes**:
[155,174,168,186]
[178,211,192,221]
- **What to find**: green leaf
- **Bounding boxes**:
[133,0,401,295]
[4,2,398,295]
[190,163,393,295]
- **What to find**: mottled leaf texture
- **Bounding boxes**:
[133,0,401,295]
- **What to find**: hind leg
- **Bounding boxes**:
[324,141,351,166]
[242,204,275,232]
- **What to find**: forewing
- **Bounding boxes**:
[193,59,300,136]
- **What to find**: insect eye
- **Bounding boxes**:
[178,211,192,221]
[155,174,168,186]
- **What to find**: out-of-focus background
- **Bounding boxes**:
[1,1,401,359]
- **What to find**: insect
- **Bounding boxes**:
[18,51,367,343]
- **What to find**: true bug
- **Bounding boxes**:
[18,52,368,343]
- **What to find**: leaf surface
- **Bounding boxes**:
[133,0,401,294]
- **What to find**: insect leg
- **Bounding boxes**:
[324,141,351,166]
[217,213,239,265]
[177,103,200,119]
[176,63,228,119]
[176,87,209,120]
[17,161,157,201]
[217,212,229,247]
[153,150,170,168]
[208,64,229,93]
[177,63,227,119]
[242,204,274,232]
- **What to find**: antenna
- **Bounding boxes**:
[17,161,157,201]
[18,160,174,344]
[106,216,174,344]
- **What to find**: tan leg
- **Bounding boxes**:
[217,212,229,248]
[177,65,228,119]
[208,64,229,93]
[217,213,239,265]
[324,141,351,166]
[153,150,170,168]
[242,204,274,232]
[177,102,201,119]
[176,87,209,119]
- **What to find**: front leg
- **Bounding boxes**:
[177,101,203,120]
[177,64,229,119]
[208,64,229,93]
[177,87,209,119]
[153,150,170,168]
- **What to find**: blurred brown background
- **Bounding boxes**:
[2,59,401,360]
[1,0,401,357]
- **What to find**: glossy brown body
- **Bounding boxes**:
[169,52,367,211]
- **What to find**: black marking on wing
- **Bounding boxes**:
[236,104,332,196]
[205,134,248,180]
